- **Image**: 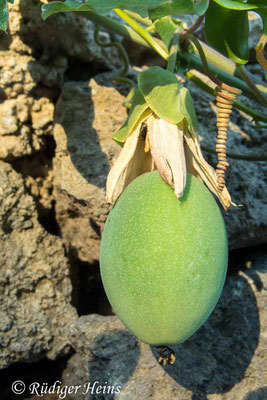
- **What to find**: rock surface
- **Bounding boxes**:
[53,78,127,263]
[0,161,78,368]
[62,254,266,400]
[185,71,267,249]
[0,0,122,161]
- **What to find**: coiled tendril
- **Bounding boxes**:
[215,83,242,192]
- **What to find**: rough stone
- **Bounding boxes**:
[0,0,123,162]
[0,161,78,369]
[53,77,127,263]
[0,95,49,160]
[62,254,266,400]
[0,49,58,160]
[248,12,263,53]
[185,69,267,249]
[10,0,122,70]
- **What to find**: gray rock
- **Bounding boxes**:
[185,70,267,249]
[0,0,123,161]
[0,161,78,368]
[62,255,266,400]
[13,0,122,70]
[248,12,263,52]
[53,78,127,263]
[0,48,58,160]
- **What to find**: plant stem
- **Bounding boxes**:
[186,14,205,34]
[80,11,149,48]
[236,64,267,106]
[167,32,180,73]
[124,11,152,27]
[80,11,266,103]
[189,39,267,96]
[182,33,221,85]
[186,70,267,123]
[146,25,156,32]
[180,51,264,102]
[94,25,129,76]
[201,145,267,162]
[255,31,267,70]
[113,9,168,60]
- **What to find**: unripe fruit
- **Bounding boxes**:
[100,171,228,345]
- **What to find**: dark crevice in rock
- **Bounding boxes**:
[0,354,73,400]
[64,58,109,82]
[11,136,60,236]
[37,199,60,236]
[68,247,112,317]
[228,243,266,276]
[29,84,62,103]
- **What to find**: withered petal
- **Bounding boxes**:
[106,120,153,204]
[147,115,187,198]
[183,126,232,211]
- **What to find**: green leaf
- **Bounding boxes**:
[149,0,209,19]
[112,89,149,145]
[213,0,267,11]
[179,87,199,133]
[194,0,210,15]
[138,66,184,124]
[0,0,9,31]
[42,1,93,20]
[205,1,249,64]
[42,0,209,21]
[154,16,183,48]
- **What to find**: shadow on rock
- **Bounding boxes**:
[87,330,140,399]
[54,81,110,190]
[243,386,267,400]
[151,271,261,394]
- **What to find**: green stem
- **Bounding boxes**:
[180,51,264,102]
[94,25,129,76]
[146,25,156,32]
[255,31,267,71]
[113,9,168,60]
[114,77,136,108]
[186,70,267,123]
[236,64,267,106]
[189,39,267,96]
[80,11,266,103]
[186,14,205,34]
[201,145,267,162]
[167,32,180,73]
[124,11,152,27]
[182,33,221,85]
[80,11,149,48]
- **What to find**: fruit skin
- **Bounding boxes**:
[100,171,228,346]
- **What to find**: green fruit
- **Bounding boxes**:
[100,171,228,346]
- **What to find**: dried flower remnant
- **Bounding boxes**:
[106,67,232,210]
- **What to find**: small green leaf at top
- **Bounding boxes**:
[138,67,184,124]
[112,89,149,145]
[0,0,10,31]
[179,87,199,133]
[42,0,209,21]
[155,16,183,48]
[205,1,249,64]
[213,0,267,10]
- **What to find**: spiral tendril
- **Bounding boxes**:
[215,83,242,192]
